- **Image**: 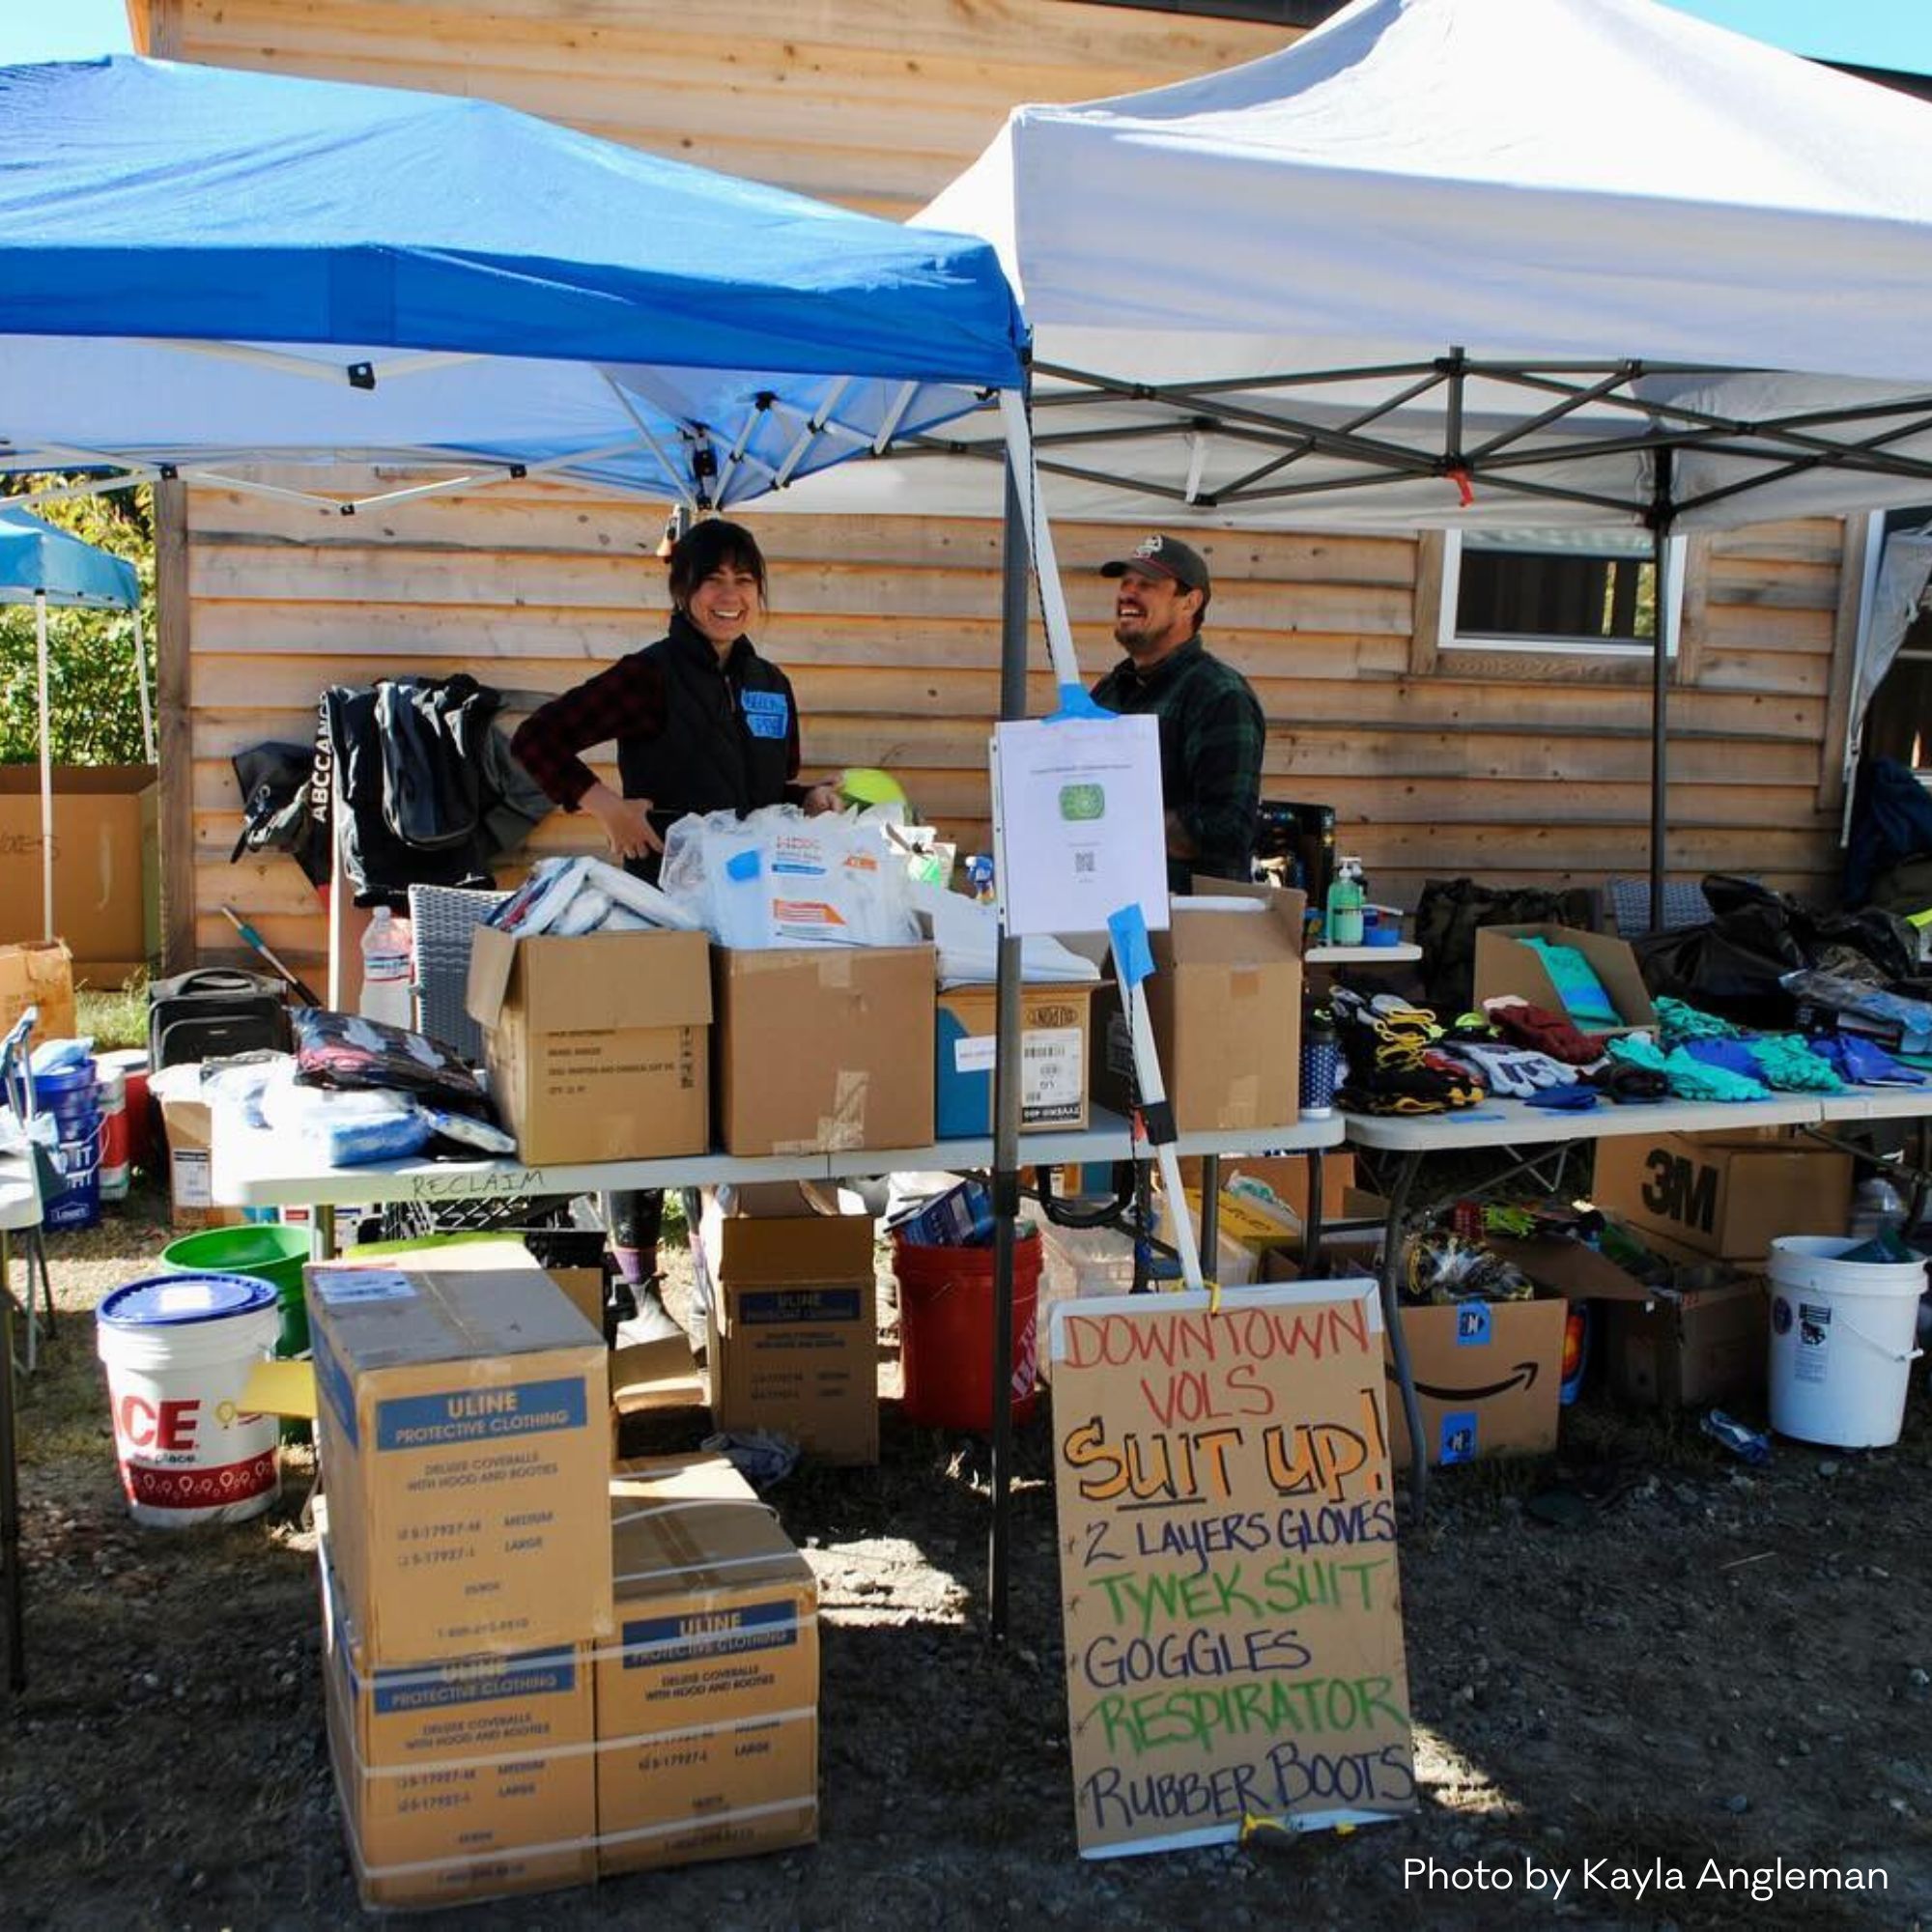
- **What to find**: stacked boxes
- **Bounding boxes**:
[597,1455,820,1874]
[308,1248,611,1908]
[307,1251,822,1908]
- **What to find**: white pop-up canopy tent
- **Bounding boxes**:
[790,0,1932,910]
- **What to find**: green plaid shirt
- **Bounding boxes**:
[1091,636,1265,895]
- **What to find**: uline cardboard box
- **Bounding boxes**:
[1093,883,1304,1135]
[467,925,711,1166]
[1590,1130,1851,1262]
[1606,1278,1770,1408]
[1385,1296,1567,1466]
[0,938,76,1056]
[697,1200,879,1464]
[596,1456,819,1877]
[1472,922,1657,1035]
[307,1248,612,1662]
[319,1539,596,1912]
[933,980,1093,1137]
[712,943,934,1155]
[0,766,157,982]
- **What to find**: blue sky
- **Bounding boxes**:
[0,1,135,62]
[0,0,1921,79]
[1664,1,1930,75]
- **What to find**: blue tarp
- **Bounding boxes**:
[0,57,1027,507]
[0,511,138,610]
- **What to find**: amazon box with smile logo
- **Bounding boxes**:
[1385,1295,1566,1466]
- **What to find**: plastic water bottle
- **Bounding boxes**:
[1848,1173,1906,1242]
[358,907,414,1029]
[1325,857,1366,948]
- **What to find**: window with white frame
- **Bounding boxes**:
[1438,528,1686,660]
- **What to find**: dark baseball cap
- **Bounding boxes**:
[1099,532,1210,595]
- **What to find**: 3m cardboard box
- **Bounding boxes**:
[596,1456,818,1877]
[1472,923,1657,1035]
[697,1201,878,1463]
[319,1540,596,1912]
[467,925,710,1166]
[0,939,75,1055]
[307,1248,612,1662]
[933,980,1093,1137]
[712,944,934,1155]
[0,765,157,982]
[1094,884,1304,1134]
[1589,1130,1851,1261]
[1606,1279,1769,1408]
[151,1065,243,1232]
[1386,1296,1567,1466]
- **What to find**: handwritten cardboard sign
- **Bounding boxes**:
[1049,1283,1416,1857]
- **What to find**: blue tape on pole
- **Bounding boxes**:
[1046,682,1112,723]
[1108,904,1154,987]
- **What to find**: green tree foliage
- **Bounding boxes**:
[0,484,156,767]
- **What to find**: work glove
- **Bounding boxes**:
[1438,1040,1574,1098]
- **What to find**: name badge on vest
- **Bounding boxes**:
[741,689,790,740]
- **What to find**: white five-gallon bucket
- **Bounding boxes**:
[1766,1236,1927,1449]
[97,1272,282,1527]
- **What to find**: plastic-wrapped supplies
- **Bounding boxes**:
[661,804,921,949]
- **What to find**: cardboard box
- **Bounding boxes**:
[697,1201,878,1463]
[319,1540,596,1912]
[1176,1151,1357,1225]
[1589,1130,1851,1261]
[1093,884,1304,1135]
[307,1248,612,1662]
[340,1230,607,1335]
[1606,1278,1769,1408]
[467,925,711,1166]
[0,765,156,981]
[596,1456,818,1877]
[0,938,75,1055]
[1385,1296,1567,1466]
[1472,922,1657,1034]
[153,1068,244,1232]
[712,944,934,1155]
[933,981,1093,1136]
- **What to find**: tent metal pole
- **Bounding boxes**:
[132,607,156,765]
[1648,448,1675,923]
[35,594,53,941]
[987,382,1033,1641]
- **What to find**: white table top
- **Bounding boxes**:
[1304,943,1422,965]
[213,1106,1346,1209]
[1812,1083,1932,1123]
[1343,1092,1827,1151]
[0,1151,42,1233]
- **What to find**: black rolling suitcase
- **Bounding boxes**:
[147,968,292,1071]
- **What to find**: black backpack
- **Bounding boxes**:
[148,968,291,1072]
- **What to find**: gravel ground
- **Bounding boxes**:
[3,1179,1929,1931]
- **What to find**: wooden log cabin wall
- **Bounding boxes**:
[133,0,1861,976]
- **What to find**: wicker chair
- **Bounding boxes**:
[405,883,510,1064]
[1606,877,1712,938]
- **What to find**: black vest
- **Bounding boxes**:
[616,614,796,834]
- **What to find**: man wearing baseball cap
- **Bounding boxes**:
[1093,532,1265,895]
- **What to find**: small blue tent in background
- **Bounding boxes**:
[0,509,147,941]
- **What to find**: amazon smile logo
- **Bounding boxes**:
[1392,1360,1542,1404]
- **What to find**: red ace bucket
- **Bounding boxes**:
[96,1272,282,1527]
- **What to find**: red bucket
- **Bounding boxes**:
[892,1232,1041,1433]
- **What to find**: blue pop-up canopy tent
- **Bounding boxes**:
[0,54,1071,1634]
[0,510,146,942]
[0,56,1028,515]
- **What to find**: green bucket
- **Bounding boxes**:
[160,1223,313,1445]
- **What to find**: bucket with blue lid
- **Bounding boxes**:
[96,1272,282,1527]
